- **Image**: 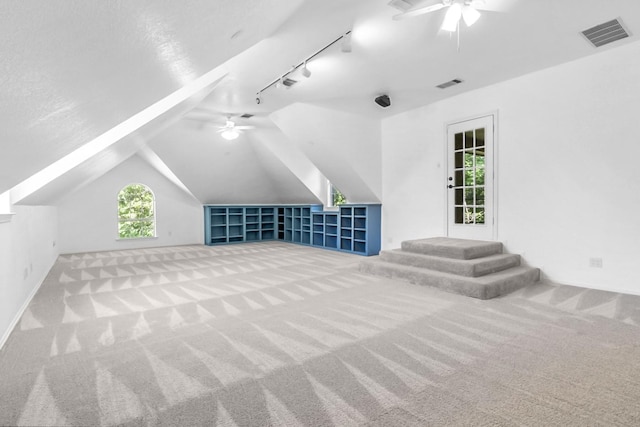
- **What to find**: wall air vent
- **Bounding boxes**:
[436,78,463,89]
[240,113,254,119]
[581,18,630,48]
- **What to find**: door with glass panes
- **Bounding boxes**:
[446,115,494,240]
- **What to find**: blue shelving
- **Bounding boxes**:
[204,204,381,256]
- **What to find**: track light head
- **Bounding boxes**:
[301,62,311,78]
[256,94,262,104]
[340,32,352,53]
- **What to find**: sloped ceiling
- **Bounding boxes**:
[4,0,640,207]
[148,124,319,204]
[270,103,381,203]
[0,0,303,194]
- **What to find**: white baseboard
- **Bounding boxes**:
[0,278,46,351]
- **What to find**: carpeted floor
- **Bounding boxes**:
[1,241,639,426]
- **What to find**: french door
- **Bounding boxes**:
[446,114,495,240]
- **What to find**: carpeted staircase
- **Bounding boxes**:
[360,237,540,299]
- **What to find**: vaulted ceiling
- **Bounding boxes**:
[2,0,639,206]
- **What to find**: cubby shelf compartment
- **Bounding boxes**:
[204,204,380,256]
[307,205,381,255]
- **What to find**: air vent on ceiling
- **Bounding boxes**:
[240,113,254,119]
[436,78,463,89]
[282,77,298,88]
[581,18,630,48]
[388,0,421,12]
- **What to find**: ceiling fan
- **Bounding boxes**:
[184,111,256,140]
[217,118,255,141]
[390,0,508,32]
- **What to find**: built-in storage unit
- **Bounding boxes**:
[204,204,381,256]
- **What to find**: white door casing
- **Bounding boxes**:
[446,114,495,240]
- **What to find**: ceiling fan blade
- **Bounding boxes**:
[392,3,447,20]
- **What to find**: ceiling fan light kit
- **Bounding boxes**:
[391,0,485,32]
[220,129,240,140]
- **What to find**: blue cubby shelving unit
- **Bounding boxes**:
[204,204,381,256]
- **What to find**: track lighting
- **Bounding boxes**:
[256,30,352,103]
[301,61,311,78]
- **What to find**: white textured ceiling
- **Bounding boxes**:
[0,0,302,194]
[3,0,640,205]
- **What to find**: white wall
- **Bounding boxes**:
[0,205,59,348]
[56,155,203,254]
[382,40,640,295]
[271,103,382,203]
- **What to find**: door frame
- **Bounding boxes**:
[444,111,499,241]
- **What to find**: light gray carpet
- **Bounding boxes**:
[1,241,639,426]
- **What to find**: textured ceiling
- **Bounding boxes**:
[0,0,302,194]
[3,0,640,206]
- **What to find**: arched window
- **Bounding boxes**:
[117,184,156,239]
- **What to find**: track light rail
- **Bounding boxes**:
[256,30,352,102]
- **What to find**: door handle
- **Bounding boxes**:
[448,184,454,189]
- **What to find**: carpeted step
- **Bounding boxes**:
[379,249,521,277]
[360,259,539,300]
[402,237,503,260]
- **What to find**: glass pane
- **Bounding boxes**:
[476,187,485,206]
[464,151,474,186]
[455,207,464,224]
[455,189,463,205]
[465,130,474,148]
[118,184,154,219]
[464,207,474,224]
[119,220,154,239]
[455,170,464,186]
[475,208,485,224]
[476,128,485,147]
[475,150,485,186]
[455,132,463,150]
[465,188,475,205]
[455,151,463,169]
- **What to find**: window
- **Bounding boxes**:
[117,184,156,239]
[328,182,347,207]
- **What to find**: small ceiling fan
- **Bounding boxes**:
[216,118,255,141]
[184,110,256,140]
[390,0,509,32]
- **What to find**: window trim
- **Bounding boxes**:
[327,180,347,208]
[117,183,157,239]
